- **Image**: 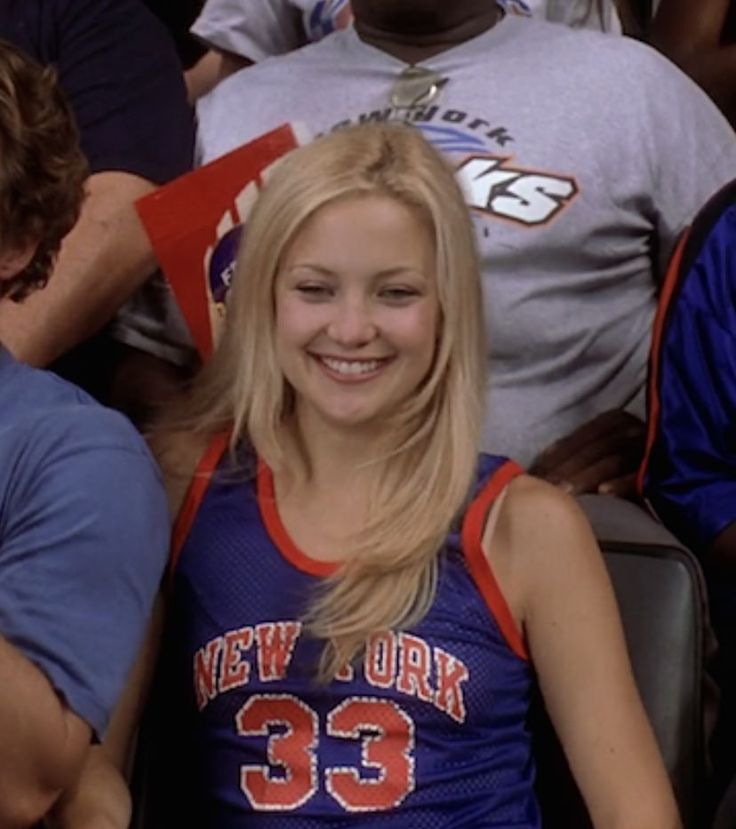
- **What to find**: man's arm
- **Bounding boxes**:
[47,431,201,829]
[0,0,194,367]
[185,0,304,101]
[47,601,167,829]
[530,409,645,498]
[0,171,157,366]
[0,404,169,826]
[46,751,130,829]
[190,0,306,65]
[649,0,736,126]
[0,637,91,827]
[185,49,252,102]
[650,0,729,59]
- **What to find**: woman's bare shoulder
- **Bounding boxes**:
[498,473,596,545]
[484,474,604,621]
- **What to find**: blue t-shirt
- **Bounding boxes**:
[0,0,194,183]
[0,347,170,737]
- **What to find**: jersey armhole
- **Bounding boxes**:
[169,431,231,575]
[461,459,529,662]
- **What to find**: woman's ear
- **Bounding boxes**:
[0,240,37,281]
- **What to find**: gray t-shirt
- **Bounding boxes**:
[197,16,736,465]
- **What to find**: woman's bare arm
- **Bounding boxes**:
[486,476,680,829]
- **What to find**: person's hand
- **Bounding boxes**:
[530,410,645,498]
[43,779,130,829]
[43,749,131,829]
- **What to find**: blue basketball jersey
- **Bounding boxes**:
[160,435,539,828]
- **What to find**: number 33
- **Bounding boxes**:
[236,694,416,812]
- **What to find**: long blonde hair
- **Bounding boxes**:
[166,123,487,676]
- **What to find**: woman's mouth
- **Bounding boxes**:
[314,354,392,378]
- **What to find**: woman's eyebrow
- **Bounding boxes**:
[284,263,336,277]
[284,264,426,279]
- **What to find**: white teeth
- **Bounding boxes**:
[321,357,382,376]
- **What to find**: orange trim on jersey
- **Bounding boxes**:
[461,459,528,662]
[636,228,691,496]
[257,460,339,578]
[169,431,231,575]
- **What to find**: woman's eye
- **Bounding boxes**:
[379,286,420,303]
[296,283,332,299]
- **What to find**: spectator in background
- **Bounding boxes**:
[186,0,631,101]
[0,39,169,826]
[195,0,736,494]
[186,0,354,100]
[0,0,195,420]
[639,178,736,809]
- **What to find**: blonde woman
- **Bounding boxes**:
[59,122,680,828]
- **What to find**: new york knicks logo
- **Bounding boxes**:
[335,110,579,226]
[456,154,578,226]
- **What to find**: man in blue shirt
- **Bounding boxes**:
[0,40,169,826]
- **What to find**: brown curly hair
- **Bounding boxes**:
[0,39,88,302]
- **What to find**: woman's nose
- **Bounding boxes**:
[326,297,377,347]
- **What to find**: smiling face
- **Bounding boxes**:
[275,194,439,436]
